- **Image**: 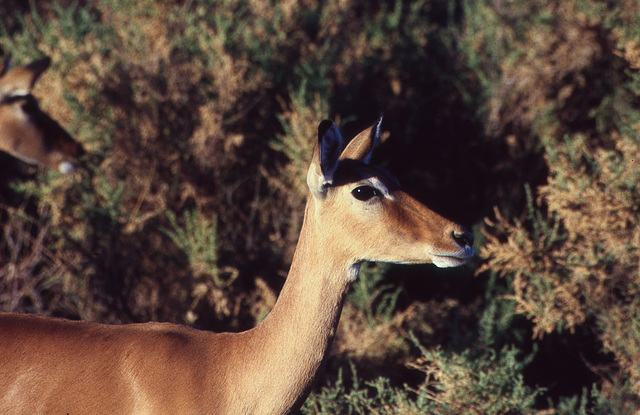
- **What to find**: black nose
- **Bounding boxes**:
[453,230,473,249]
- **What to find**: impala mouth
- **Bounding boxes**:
[431,248,474,268]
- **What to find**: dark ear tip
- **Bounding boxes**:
[26,56,51,74]
[318,120,334,139]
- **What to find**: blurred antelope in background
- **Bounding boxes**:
[0,117,473,414]
[0,55,83,173]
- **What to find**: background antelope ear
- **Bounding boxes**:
[339,115,382,164]
[0,55,12,77]
[307,120,344,198]
[21,56,52,90]
[0,56,51,96]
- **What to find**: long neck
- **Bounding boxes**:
[233,198,354,413]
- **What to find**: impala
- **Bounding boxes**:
[0,55,83,173]
[0,118,473,414]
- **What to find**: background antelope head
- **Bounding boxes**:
[0,55,84,174]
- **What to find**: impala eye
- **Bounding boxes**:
[351,185,379,201]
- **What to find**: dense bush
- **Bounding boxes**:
[1,0,639,412]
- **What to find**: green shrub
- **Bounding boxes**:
[476,0,640,408]
[2,0,640,412]
[303,336,542,415]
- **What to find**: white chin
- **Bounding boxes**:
[58,161,75,174]
[432,255,468,268]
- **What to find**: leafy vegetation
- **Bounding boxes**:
[1,0,639,412]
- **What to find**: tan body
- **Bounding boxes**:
[0,56,83,173]
[0,118,473,414]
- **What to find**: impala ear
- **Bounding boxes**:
[0,55,12,78]
[339,115,382,164]
[23,57,51,87]
[307,120,344,198]
[0,56,51,97]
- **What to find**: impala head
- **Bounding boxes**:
[0,55,84,173]
[306,117,473,271]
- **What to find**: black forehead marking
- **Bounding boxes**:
[330,159,401,190]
